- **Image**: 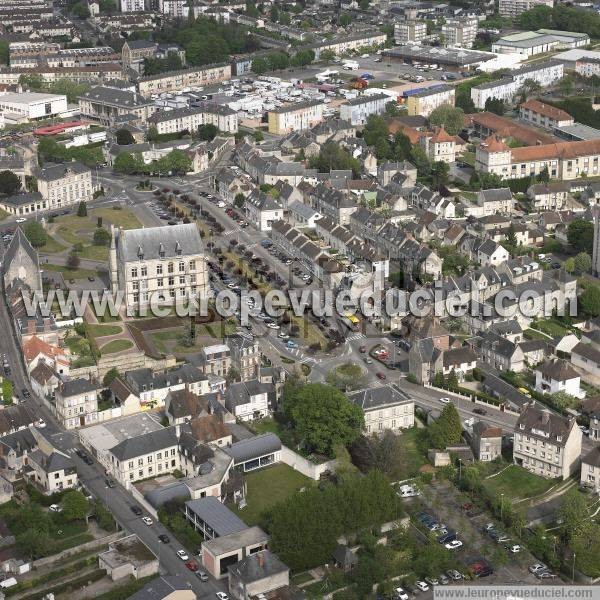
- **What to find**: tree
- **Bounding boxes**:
[339,13,352,27]
[0,40,8,66]
[320,49,336,61]
[581,284,600,317]
[428,104,465,136]
[431,161,450,191]
[17,530,54,560]
[67,251,80,270]
[485,97,505,116]
[19,73,44,91]
[72,1,90,18]
[559,75,574,96]
[103,367,120,387]
[505,223,518,248]
[252,57,268,75]
[410,145,431,176]
[517,4,554,28]
[23,221,47,248]
[197,123,218,141]
[114,152,141,174]
[558,488,588,543]
[93,227,111,246]
[574,252,592,274]
[115,128,135,145]
[0,170,21,195]
[99,0,117,12]
[567,218,594,253]
[537,166,550,184]
[429,403,462,449]
[165,149,192,175]
[234,193,245,208]
[61,490,89,522]
[283,383,364,457]
[77,201,87,217]
[571,523,600,578]
[146,125,159,142]
[309,141,361,177]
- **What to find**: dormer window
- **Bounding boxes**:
[137,245,144,260]
[557,435,562,442]
[176,241,182,256]
[519,423,525,429]
[159,243,165,259]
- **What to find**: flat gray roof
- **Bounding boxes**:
[185,497,248,537]
[202,525,268,556]
[555,123,600,141]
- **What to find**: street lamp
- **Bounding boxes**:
[500,492,504,521]
[572,552,576,583]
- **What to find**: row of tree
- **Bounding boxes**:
[251,49,315,74]
[37,138,104,168]
[113,149,192,176]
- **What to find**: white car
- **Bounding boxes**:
[267,322,280,330]
[395,587,408,600]
[15,218,26,223]
[440,397,450,404]
[49,504,62,512]
[216,594,229,600]
[278,332,289,339]
[177,550,189,560]
[36,419,46,428]
[445,540,463,550]
[508,544,522,553]
[142,516,153,526]
[529,563,548,574]
[416,581,429,592]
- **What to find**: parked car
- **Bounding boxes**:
[394,587,408,600]
[473,407,487,415]
[415,581,429,592]
[439,574,450,585]
[376,372,386,380]
[186,560,199,571]
[177,550,189,561]
[529,563,548,575]
[142,516,153,526]
[130,505,143,516]
[507,544,522,553]
[216,593,229,600]
[158,534,170,543]
[424,577,439,586]
[196,571,209,581]
[447,569,462,581]
[49,504,62,512]
[445,540,463,550]
[105,478,116,488]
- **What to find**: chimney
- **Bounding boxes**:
[257,552,264,569]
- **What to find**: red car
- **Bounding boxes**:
[376,372,386,380]
[185,560,199,572]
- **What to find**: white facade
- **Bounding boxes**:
[0,92,67,121]
[37,163,93,209]
[151,105,238,135]
[394,21,427,45]
[159,0,189,17]
[268,101,324,134]
[498,0,553,18]
[339,93,388,126]
[442,19,478,49]
[120,0,145,11]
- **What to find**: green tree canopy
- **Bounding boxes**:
[581,284,600,317]
[429,403,462,449]
[103,367,120,387]
[93,227,111,246]
[309,142,361,177]
[574,252,592,274]
[0,170,22,195]
[283,382,364,457]
[77,201,87,217]
[115,128,135,145]
[485,97,505,116]
[197,123,218,141]
[428,104,465,136]
[567,218,594,254]
[61,490,90,522]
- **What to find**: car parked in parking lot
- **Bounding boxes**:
[158,534,170,543]
[416,581,429,592]
[447,569,462,581]
[529,563,547,575]
[445,540,463,550]
[177,550,189,560]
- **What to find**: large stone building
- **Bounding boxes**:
[2,227,42,293]
[54,378,101,430]
[78,86,157,126]
[36,162,93,209]
[148,103,238,135]
[267,100,324,135]
[137,64,232,96]
[348,385,415,434]
[513,403,582,479]
[109,223,208,312]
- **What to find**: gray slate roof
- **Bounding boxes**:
[223,433,281,464]
[110,426,178,461]
[185,496,247,536]
[118,223,203,262]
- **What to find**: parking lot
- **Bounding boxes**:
[400,480,558,596]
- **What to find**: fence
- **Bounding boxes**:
[280,446,337,481]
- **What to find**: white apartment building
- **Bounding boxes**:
[159,0,188,17]
[28,447,78,494]
[499,0,553,18]
[471,61,564,109]
[54,378,101,430]
[340,93,389,126]
[110,223,208,311]
[575,57,600,78]
[442,19,478,49]
[225,380,270,421]
[513,403,582,479]
[268,100,324,135]
[137,64,232,96]
[309,31,387,60]
[36,162,93,209]
[348,386,415,434]
[519,99,574,129]
[108,426,181,485]
[0,92,67,122]
[420,127,456,163]
[394,21,427,45]
[535,358,584,399]
[120,0,145,11]
[148,103,238,135]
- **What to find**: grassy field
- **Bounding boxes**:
[389,426,429,481]
[530,319,570,338]
[524,328,552,341]
[482,464,557,501]
[39,237,67,254]
[230,464,312,526]
[0,208,9,221]
[87,324,123,337]
[100,339,134,354]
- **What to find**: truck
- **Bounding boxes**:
[342,60,359,70]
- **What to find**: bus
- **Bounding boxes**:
[342,314,360,331]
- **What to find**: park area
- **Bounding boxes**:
[480,464,558,502]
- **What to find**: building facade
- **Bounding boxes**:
[267,100,324,135]
[36,162,93,209]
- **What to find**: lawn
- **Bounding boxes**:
[230,464,312,526]
[482,464,558,501]
[0,208,9,221]
[524,328,552,341]
[388,426,429,481]
[78,244,109,262]
[91,206,142,229]
[87,323,123,337]
[530,319,570,338]
[39,236,67,254]
[42,263,100,280]
[100,339,134,354]
[250,418,284,436]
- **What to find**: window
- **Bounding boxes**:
[157,264,163,275]
[141,266,147,277]
[189,260,195,270]
[168,262,174,274]
[179,261,185,272]
[131,267,138,278]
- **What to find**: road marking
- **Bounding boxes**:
[346,333,365,341]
